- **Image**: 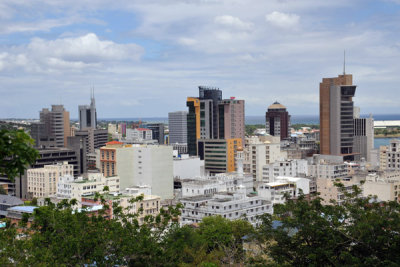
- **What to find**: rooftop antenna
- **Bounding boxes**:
[343,50,346,75]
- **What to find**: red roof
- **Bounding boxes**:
[136,128,151,131]
[106,141,123,145]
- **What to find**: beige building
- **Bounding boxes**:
[362,173,400,202]
[27,162,74,198]
[379,145,388,170]
[243,135,284,181]
[317,178,360,206]
[82,189,161,225]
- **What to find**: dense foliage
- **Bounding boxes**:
[0,129,39,181]
[1,185,400,266]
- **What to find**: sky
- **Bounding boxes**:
[1,0,400,119]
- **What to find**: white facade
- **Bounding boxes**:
[27,162,74,198]
[104,144,174,200]
[173,155,205,179]
[180,191,273,227]
[262,159,308,183]
[57,172,119,205]
[126,128,153,141]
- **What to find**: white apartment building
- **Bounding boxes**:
[257,176,310,205]
[262,159,308,183]
[180,171,254,198]
[27,162,74,198]
[82,190,161,225]
[308,155,349,179]
[100,142,174,199]
[108,123,117,135]
[180,190,273,227]
[173,154,205,179]
[243,135,285,181]
[57,172,119,206]
[126,128,153,141]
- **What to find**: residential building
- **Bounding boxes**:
[308,155,349,179]
[27,162,74,198]
[100,142,174,199]
[180,191,273,227]
[82,190,161,225]
[78,90,97,130]
[173,154,205,179]
[243,135,283,181]
[168,111,188,144]
[320,73,356,160]
[262,159,308,183]
[362,173,400,202]
[126,128,153,141]
[380,145,388,170]
[317,178,360,206]
[258,176,310,205]
[265,102,291,140]
[57,172,119,206]
[386,139,400,171]
[197,138,242,174]
[14,147,81,199]
[40,104,71,147]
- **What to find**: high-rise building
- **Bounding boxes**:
[186,86,244,156]
[218,98,245,143]
[79,90,97,130]
[319,73,356,159]
[168,111,188,144]
[265,102,290,140]
[199,86,222,139]
[353,114,374,162]
[143,123,165,144]
[197,138,242,174]
[100,142,174,200]
[40,105,71,147]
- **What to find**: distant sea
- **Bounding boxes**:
[99,114,400,126]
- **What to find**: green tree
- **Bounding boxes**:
[253,184,400,266]
[0,129,39,181]
[0,186,7,195]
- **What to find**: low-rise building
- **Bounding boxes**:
[173,154,205,179]
[0,195,24,218]
[317,178,360,206]
[126,128,153,141]
[57,172,120,206]
[180,190,272,227]
[27,162,74,198]
[262,159,308,183]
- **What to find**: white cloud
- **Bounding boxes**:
[0,33,144,73]
[265,11,300,29]
[178,37,198,46]
[214,15,253,31]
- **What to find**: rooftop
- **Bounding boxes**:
[7,206,37,213]
[268,101,286,110]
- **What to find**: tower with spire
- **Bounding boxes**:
[78,87,97,130]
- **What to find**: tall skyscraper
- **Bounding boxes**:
[168,111,188,144]
[199,86,222,139]
[218,98,245,143]
[265,101,290,140]
[319,73,356,159]
[79,89,97,130]
[353,113,374,162]
[40,104,71,147]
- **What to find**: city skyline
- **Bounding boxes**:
[1,1,400,118]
